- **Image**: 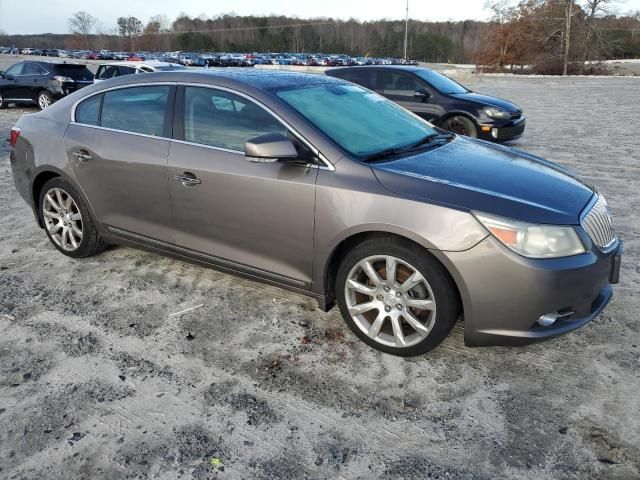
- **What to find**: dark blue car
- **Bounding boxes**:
[326,65,525,141]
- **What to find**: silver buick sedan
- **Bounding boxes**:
[8,70,622,356]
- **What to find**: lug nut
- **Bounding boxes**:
[397,304,403,310]
[396,292,402,298]
[383,286,391,292]
[384,306,391,312]
[377,294,384,301]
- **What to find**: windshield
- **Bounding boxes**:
[414,70,468,94]
[275,84,437,158]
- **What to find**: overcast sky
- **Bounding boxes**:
[1,0,639,35]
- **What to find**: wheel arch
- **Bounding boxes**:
[437,110,479,129]
[31,168,79,228]
[321,230,463,319]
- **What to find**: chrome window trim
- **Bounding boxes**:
[68,122,170,141]
[70,81,335,172]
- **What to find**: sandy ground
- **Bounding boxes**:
[0,76,639,480]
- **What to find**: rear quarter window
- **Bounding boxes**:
[75,94,102,126]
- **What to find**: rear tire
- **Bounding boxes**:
[38,177,109,258]
[37,90,53,110]
[0,92,6,109]
[336,237,459,356]
[443,115,477,138]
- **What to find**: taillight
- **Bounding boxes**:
[9,127,20,148]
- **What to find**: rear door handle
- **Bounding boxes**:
[174,173,201,186]
[72,151,93,162]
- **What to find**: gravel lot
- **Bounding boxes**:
[0,75,639,480]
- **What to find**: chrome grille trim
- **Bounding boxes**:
[581,195,616,250]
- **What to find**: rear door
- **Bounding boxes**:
[379,70,438,120]
[64,84,176,242]
[167,85,318,285]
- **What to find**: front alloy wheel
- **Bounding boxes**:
[336,238,459,356]
[345,255,436,348]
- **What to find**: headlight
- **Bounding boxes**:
[483,106,511,119]
[474,212,585,258]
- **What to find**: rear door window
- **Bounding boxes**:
[22,63,47,75]
[101,86,170,136]
[54,65,94,82]
[118,66,136,76]
[96,65,119,80]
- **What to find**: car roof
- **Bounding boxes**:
[330,65,429,74]
[98,61,179,68]
[90,68,347,91]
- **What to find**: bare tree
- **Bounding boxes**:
[579,0,617,73]
[68,11,96,49]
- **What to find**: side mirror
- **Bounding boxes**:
[5,73,13,81]
[0,71,4,79]
[245,133,299,163]
[414,88,430,98]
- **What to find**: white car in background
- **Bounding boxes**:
[93,61,188,83]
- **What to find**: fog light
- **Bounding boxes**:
[537,310,574,327]
[491,128,499,139]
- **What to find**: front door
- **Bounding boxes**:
[64,85,175,242]
[168,86,317,285]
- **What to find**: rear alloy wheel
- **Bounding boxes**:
[37,90,53,110]
[336,238,458,356]
[39,178,108,258]
[444,115,477,138]
[0,92,6,109]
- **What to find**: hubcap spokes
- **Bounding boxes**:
[345,255,436,348]
[42,188,83,251]
[39,95,50,108]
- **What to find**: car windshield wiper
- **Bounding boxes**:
[403,132,455,152]
[361,133,454,163]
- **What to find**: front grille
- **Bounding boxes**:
[582,195,616,250]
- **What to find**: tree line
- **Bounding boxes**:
[1,4,639,72]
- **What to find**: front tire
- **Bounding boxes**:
[37,90,53,110]
[38,177,108,258]
[443,115,477,138]
[336,237,459,356]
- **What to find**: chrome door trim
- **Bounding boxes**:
[68,122,171,141]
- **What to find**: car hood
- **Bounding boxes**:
[451,92,520,113]
[371,137,594,225]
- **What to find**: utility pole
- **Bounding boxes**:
[404,0,409,61]
[563,0,574,76]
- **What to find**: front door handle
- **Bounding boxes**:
[174,173,201,187]
[72,151,93,162]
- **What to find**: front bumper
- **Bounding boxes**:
[479,116,526,142]
[435,236,622,347]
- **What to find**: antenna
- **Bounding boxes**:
[404,0,409,61]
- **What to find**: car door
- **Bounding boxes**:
[1,63,28,100]
[379,71,438,121]
[167,85,318,285]
[64,84,176,242]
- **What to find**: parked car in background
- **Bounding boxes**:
[327,65,526,141]
[0,61,93,109]
[94,61,188,82]
[8,70,621,356]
